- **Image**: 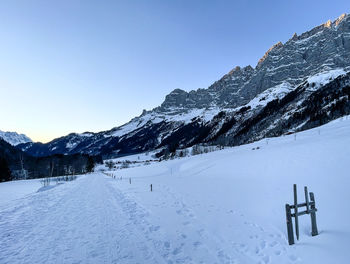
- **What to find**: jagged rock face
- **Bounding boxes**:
[159,14,350,111]
[158,65,255,110]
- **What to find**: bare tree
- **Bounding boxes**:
[19,154,28,180]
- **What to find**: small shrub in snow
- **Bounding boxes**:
[40,177,51,187]
[121,161,130,169]
[105,161,115,170]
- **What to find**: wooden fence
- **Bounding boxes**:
[285,184,318,245]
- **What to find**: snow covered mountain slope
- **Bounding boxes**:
[0,130,32,146]
[17,13,350,158]
[1,115,350,263]
[18,69,350,158]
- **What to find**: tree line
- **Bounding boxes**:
[0,138,102,182]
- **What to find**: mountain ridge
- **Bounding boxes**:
[17,13,350,159]
[0,130,32,146]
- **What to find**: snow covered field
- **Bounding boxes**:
[0,178,42,207]
[1,116,350,263]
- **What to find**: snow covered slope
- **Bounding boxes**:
[0,130,32,146]
[1,115,350,263]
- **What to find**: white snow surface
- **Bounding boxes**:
[110,108,222,138]
[306,68,346,91]
[1,116,350,263]
[0,178,42,207]
[0,130,32,146]
[247,81,293,109]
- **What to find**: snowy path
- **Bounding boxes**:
[0,173,188,264]
[0,172,290,264]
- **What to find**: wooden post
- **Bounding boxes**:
[304,186,310,213]
[286,204,295,245]
[309,192,319,236]
[150,184,152,192]
[293,184,299,240]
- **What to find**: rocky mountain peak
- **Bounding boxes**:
[227,65,254,76]
[228,66,241,75]
[324,19,332,28]
[335,13,347,26]
[257,41,283,67]
[159,88,189,110]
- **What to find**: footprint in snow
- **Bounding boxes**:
[255,246,260,254]
[193,241,202,248]
[149,225,160,232]
[260,241,266,250]
[274,250,281,256]
[172,247,182,255]
[164,241,171,249]
[261,255,270,264]
[288,255,300,262]
[269,241,278,247]
[235,243,248,253]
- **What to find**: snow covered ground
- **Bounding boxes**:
[1,116,350,263]
[0,178,42,207]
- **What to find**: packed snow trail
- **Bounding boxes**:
[0,173,251,264]
[0,173,290,264]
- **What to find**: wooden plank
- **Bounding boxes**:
[290,201,315,209]
[309,192,319,236]
[285,204,295,245]
[304,186,310,213]
[291,209,317,217]
[293,184,299,240]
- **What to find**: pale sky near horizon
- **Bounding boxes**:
[1,0,349,143]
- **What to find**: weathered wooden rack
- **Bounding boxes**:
[285,184,318,245]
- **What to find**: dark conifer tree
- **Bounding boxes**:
[0,157,12,182]
[86,156,95,173]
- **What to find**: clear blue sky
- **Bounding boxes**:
[1,0,349,143]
